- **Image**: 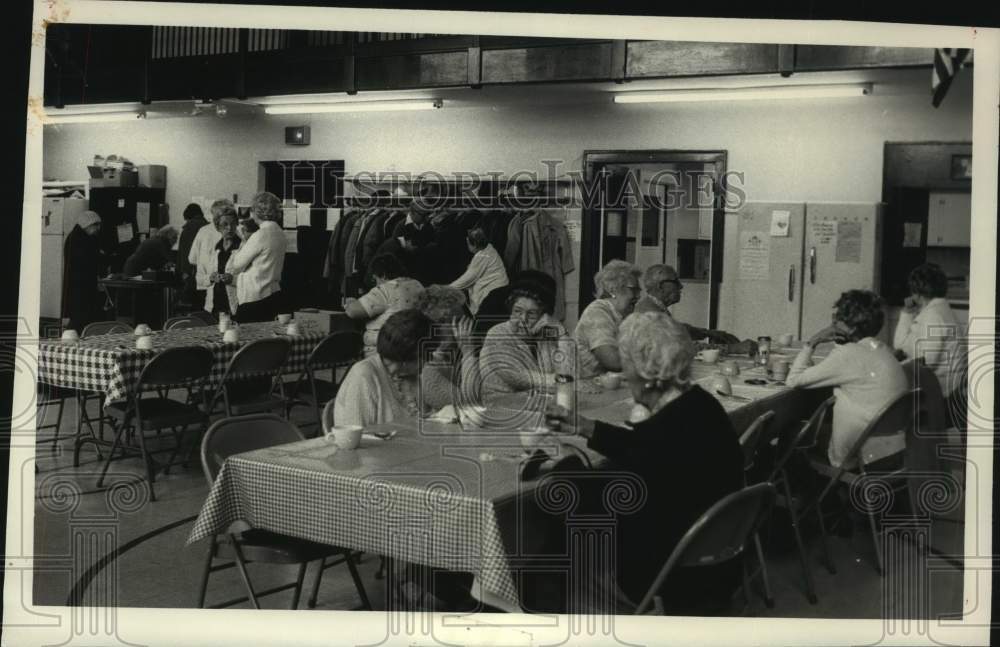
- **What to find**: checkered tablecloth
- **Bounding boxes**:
[37,322,327,405]
[187,427,526,608]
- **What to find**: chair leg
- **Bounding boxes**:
[307,558,326,609]
[290,562,308,610]
[74,393,104,466]
[753,532,774,608]
[229,539,261,609]
[133,426,158,503]
[865,506,885,575]
[346,552,372,610]
[197,539,216,608]
[816,505,836,575]
[781,475,818,605]
[96,422,128,488]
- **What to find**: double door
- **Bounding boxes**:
[727,201,882,341]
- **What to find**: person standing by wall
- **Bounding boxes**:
[176,203,209,311]
[62,210,106,331]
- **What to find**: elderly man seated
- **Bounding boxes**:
[634,264,756,355]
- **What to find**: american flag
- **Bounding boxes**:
[932,48,971,108]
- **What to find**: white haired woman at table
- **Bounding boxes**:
[788,289,909,467]
[415,285,482,412]
[541,311,743,614]
[574,260,642,378]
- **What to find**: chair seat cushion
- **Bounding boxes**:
[107,398,206,430]
[217,529,348,564]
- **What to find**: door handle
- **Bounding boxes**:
[809,247,817,284]
[788,265,796,302]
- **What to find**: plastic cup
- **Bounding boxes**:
[697,348,721,364]
[277,313,292,324]
[61,329,79,342]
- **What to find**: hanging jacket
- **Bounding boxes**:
[520,210,575,321]
[324,209,361,290]
[502,210,532,271]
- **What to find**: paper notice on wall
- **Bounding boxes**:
[835,221,862,263]
[282,207,298,229]
[903,222,923,247]
[605,212,624,237]
[564,219,582,243]
[739,231,770,280]
[135,202,151,233]
[811,219,837,245]
[284,230,298,254]
[326,208,341,231]
[296,203,311,229]
[116,224,134,243]
[770,210,790,237]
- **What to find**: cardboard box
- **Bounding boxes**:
[294,309,363,335]
[88,167,138,188]
[138,165,167,188]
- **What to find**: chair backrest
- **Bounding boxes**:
[321,398,335,435]
[634,483,776,614]
[200,414,305,486]
[841,388,919,467]
[768,395,836,481]
[82,320,134,337]
[136,346,214,390]
[223,338,291,381]
[163,316,208,331]
[188,310,218,326]
[308,331,363,371]
[738,410,776,473]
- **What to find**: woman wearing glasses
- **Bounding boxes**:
[479,274,574,400]
[573,260,642,378]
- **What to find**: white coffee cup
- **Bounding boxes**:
[778,333,795,347]
[285,322,300,336]
[327,425,363,450]
[598,372,622,390]
[61,329,79,342]
[697,348,721,364]
[223,328,240,343]
[277,313,292,324]
[136,335,154,350]
[134,323,152,336]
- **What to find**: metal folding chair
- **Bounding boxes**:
[209,338,291,418]
[737,410,777,608]
[197,414,370,610]
[287,331,362,435]
[163,315,209,330]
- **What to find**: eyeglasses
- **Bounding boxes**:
[661,278,683,288]
[511,306,543,320]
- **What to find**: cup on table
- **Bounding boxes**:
[597,372,623,390]
[696,348,721,364]
[327,424,363,450]
[285,322,300,336]
[277,313,292,325]
[777,333,795,347]
[136,335,154,350]
[61,329,79,343]
[712,375,733,396]
[519,426,551,452]
[134,323,152,336]
[771,360,791,382]
[223,327,240,343]
[719,360,740,377]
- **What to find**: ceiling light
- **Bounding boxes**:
[44,111,148,124]
[263,99,443,115]
[613,83,873,104]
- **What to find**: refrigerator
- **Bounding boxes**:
[725,201,883,342]
[40,197,91,320]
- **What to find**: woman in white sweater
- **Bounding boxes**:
[449,228,509,315]
[787,290,909,467]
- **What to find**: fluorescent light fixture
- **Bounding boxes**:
[44,111,147,124]
[263,99,443,115]
[614,83,873,104]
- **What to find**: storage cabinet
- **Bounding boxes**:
[926,191,971,247]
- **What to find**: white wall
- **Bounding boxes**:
[42,69,972,323]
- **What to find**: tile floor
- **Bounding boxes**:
[30,393,966,620]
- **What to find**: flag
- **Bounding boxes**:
[932,48,971,108]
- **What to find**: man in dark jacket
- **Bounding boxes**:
[62,210,107,331]
[176,203,208,309]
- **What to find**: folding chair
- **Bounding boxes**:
[96,346,213,502]
[287,331,362,435]
[197,414,370,610]
[163,315,209,330]
[766,395,837,604]
[805,389,920,575]
[209,338,291,418]
[737,410,777,608]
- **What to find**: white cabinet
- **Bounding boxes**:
[927,192,971,247]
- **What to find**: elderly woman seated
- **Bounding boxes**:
[540,311,744,614]
[788,289,909,467]
[574,260,642,378]
[416,285,481,412]
[332,309,432,427]
[479,275,574,399]
[345,253,425,357]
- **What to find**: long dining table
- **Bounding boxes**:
[186,346,831,612]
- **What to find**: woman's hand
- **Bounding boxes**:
[219,273,233,285]
[529,314,564,338]
[808,324,849,347]
[543,403,596,438]
[452,316,475,354]
[903,296,921,314]
[209,272,219,284]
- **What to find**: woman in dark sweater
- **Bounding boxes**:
[542,310,744,614]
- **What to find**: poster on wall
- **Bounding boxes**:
[835,221,863,262]
[738,231,770,280]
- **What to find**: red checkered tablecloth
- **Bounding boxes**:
[36,321,326,405]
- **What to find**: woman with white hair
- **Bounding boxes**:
[543,311,744,614]
[573,260,642,378]
[223,192,287,323]
[188,199,232,313]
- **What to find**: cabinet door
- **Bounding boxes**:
[926,192,971,247]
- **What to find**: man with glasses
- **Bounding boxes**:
[635,264,755,353]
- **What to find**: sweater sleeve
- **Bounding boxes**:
[449,252,487,290]
[892,310,920,360]
[480,335,546,392]
[226,231,261,274]
[587,420,633,462]
[786,344,850,389]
